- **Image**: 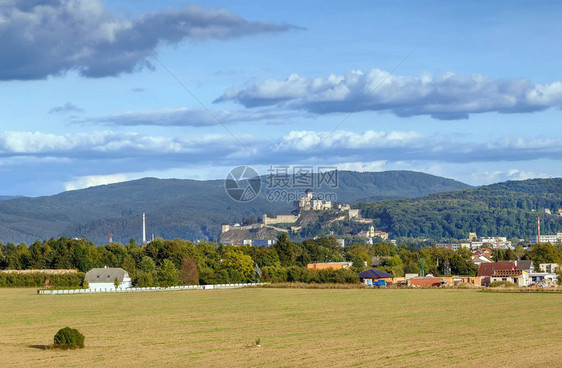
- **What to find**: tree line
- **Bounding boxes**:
[0,234,561,287]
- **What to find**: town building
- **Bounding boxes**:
[358,269,393,286]
[436,242,470,251]
[473,247,492,259]
[514,260,534,273]
[531,233,562,244]
[539,263,560,273]
[358,226,388,240]
[490,269,529,287]
[527,272,559,285]
[241,239,276,247]
[85,267,132,291]
[407,277,453,287]
[472,255,493,267]
[477,261,516,286]
[307,262,353,271]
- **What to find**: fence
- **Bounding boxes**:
[38,282,268,295]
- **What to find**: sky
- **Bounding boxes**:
[1,0,562,196]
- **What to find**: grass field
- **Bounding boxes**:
[1,287,561,367]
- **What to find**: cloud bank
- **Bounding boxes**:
[216,69,562,120]
[0,0,296,80]
[0,129,560,194]
[2,129,561,166]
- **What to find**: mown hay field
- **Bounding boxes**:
[0,287,560,367]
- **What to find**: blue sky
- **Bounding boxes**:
[1,0,562,196]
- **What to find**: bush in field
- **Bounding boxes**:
[53,327,85,349]
[489,280,517,288]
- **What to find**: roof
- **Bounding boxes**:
[473,255,493,263]
[477,261,515,277]
[359,269,393,279]
[515,260,533,271]
[85,267,129,283]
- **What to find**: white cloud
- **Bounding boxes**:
[216,68,562,120]
[64,174,130,191]
[333,161,388,172]
[0,1,297,80]
[2,129,562,167]
[0,130,248,155]
[275,130,424,151]
[506,169,551,181]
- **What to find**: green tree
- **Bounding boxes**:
[135,271,154,287]
[528,243,562,265]
[157,259,180,287]
[221,251,254,281]
[385,254,403,267]
[140,256,156,273]
[121,254,137,279]
[273,234,297,267]
[349,254,366,272]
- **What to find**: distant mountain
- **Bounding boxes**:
[0,196,22,201]
[357,178,562,240]
[330,170,471,202]
[0,171,470,244]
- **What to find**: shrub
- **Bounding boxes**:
[53,327,85,349]
[0,272,85,288]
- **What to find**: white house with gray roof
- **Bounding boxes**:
[85,266,132,291]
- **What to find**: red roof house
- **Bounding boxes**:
[477,261,515,277]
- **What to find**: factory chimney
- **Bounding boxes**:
[143,212,147,245]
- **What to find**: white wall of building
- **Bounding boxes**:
[89,278,132,291]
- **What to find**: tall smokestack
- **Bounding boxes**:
[143,212,146,245]
[537,216,541,244]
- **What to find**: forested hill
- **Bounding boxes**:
[0,171,469,244]
[357,178,562,240]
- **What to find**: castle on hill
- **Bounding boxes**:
[221,188,370,234]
